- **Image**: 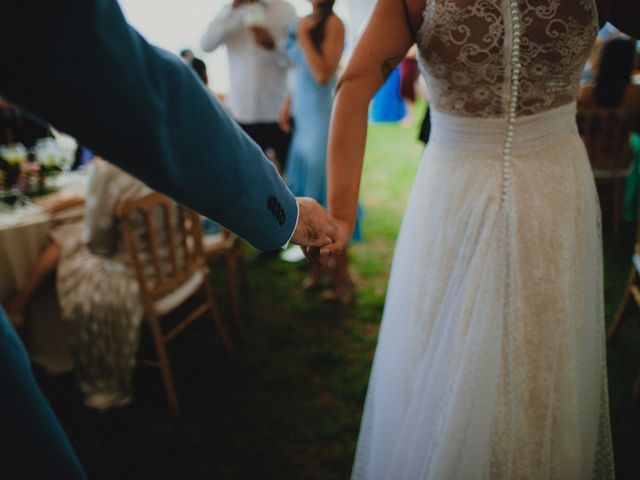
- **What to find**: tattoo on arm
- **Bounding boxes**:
[380,56,404,79]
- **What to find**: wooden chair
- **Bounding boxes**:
[609,232,640,407]
[577,106,637,239]
[117,193,234,415]
[202,228,248,330]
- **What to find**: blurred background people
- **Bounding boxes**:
[7,159,162,411]
[190,57,209,85]
[279,0,360,303]
[200,0,295,172]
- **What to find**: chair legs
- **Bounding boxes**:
[223,256,243,331]
[145,285,237,416]
[204,282,236,357]
[612,179,623,241]
[609,263,640,408]
[237,246,250,291]
[148,315,181,416]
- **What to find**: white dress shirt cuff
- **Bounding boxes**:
[281,200,300,249]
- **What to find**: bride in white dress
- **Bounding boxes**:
[319,0,640,478]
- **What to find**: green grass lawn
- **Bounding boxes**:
[38,107,640,479]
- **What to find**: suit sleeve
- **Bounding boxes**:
[0,0,298,251]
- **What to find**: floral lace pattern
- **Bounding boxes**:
[417,0,598,118]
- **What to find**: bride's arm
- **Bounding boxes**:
[320,0,424,255]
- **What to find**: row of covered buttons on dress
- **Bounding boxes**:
[502,0,522,204]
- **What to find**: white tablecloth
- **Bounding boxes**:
[0,172,87,301]
[0,206,52,302]
[0,171,87,373]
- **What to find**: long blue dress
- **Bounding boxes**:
[284,22,362,240]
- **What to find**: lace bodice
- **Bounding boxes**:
[417,0,598,118]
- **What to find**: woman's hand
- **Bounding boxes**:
[278,96,292,133]
[319,219,351,256]
[302,218,351,266]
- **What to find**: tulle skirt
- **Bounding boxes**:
[352,103,614,479]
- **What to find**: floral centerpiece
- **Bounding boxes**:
[0,143,28,190]
[0,139,73,205]
[33,138,73,178]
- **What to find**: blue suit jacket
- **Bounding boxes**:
[0,1,299,477]
[0,0,298,251]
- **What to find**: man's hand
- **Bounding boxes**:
[290,197,337,248]
[249,26,276,50]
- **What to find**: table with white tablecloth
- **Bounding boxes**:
[0,172,87,373]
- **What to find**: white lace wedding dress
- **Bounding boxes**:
[352,1,615,479]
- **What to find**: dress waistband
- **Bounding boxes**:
[429,102,579,150]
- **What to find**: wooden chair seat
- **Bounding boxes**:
[118,193,235,415]
[153,269,205,316]
[577,106,638,240]
[202,232,237,255]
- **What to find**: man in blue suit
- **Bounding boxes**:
[0,1,337,477]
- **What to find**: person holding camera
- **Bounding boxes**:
[201,0,296,172]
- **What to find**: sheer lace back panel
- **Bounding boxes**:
[417,0,598,118]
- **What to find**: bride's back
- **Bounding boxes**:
[417,0,598,118]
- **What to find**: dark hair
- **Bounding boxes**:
[190,58,208,85]
[309,0,335,53]
[595,38,636,108]
[180,49,194,59]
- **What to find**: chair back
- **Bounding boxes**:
[117,193,205,307]
[576,106,637,173]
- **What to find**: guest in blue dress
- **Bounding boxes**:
[279,0,361,303]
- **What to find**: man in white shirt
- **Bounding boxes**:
[201,0,296,170]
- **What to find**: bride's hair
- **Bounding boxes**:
[309,0,335,53]
[595,38,636,108]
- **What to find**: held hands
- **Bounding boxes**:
[318,219,351,257]
[302,218,351,266]
[290,198,337,248]
[290,198,351,266]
